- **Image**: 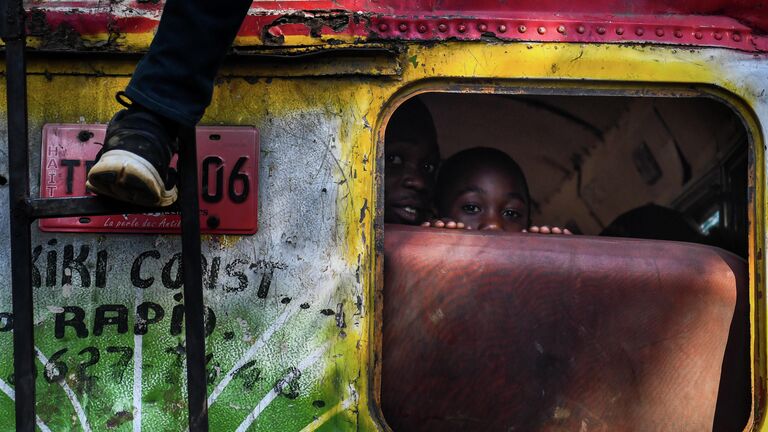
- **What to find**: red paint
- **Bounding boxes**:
[369,14,764,51]
[39,125,259,235]
[22,0,768,52]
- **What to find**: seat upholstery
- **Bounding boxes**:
[381,225,749,431]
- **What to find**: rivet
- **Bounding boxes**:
[674,29,683,38]
[576,25,585,34]
[458,24,467,33]
[596,27,606,35]
[438,23,448,32]
[77,130,94,142]
[537,26,546,34]
[498,24,507,33]
[694,31,703,39]
[655,28,664,37]
[206,216,220,229]
[518,24,527,33]
[478,23,488,32]
[733,33,742,42]
[557,25,566,34]
[616,27,624,35]
[378,23,389,32]
[398,23,408,32]
[714,31,723,40]
[417,24,427,33]
[635,27,644,36]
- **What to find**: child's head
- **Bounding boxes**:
[385,97,440,225]
[437,147,531,232]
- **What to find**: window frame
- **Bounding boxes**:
[372,81,764,431]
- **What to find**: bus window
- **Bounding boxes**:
[381,93,751,431]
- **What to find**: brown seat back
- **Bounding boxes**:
[382,225,749,431]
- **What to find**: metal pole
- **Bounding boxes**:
[2,0,36,430]
[177,126,209,431]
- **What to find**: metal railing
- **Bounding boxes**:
[1,0,209,430]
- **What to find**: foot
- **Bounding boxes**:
[86,95,179,207]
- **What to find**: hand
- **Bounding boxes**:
[421,219,469,229]
[524,225,573,235]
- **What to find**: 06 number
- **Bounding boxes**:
[201,156,250,204]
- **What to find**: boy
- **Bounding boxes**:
[384,98,441,225]
[425,147,570,234]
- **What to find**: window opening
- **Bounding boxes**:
[381,92,752,432]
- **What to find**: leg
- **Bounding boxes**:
[126,0,254,126]
[86,0,252,206]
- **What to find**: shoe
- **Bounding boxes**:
[86,93,179,207]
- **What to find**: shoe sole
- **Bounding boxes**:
[86,150,178,207]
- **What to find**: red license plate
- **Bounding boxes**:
[39,124,259,234]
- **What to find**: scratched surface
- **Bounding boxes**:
[13,1,768,52]
[0,42,767,431]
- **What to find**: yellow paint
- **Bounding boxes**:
[233,34,361,47]
[202,234,245,249]
[2,41,767,430]
[297,399,350,432]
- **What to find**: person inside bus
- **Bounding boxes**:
[423,147,571,234]
[384,98,441,225]
[600,204,706,243]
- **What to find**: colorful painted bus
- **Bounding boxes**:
[1,0,766,430]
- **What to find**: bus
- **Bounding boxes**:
[0,0,764,430]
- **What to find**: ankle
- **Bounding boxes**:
[129,103,180,138]
[116,91,181,141]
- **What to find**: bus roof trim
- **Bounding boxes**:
[15,0,768,53]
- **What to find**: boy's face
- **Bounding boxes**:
[385,139,440,225]
[440,165,530,232]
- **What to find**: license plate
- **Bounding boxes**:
[39,124,259,234]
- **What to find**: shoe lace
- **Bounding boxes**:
[115,91,134,109]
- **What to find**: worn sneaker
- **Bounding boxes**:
[86,93,179,207]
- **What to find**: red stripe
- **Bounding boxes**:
[22,1,768,52]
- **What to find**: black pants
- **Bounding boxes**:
[124,0,252,127]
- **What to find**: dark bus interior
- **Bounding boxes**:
[421,93,747,251]
[380,93,751,431]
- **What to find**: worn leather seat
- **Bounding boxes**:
[382,225,749,431]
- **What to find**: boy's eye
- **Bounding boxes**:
[462,204,481,214]
[503,209,522,219]
[387,154,403,165]
[422,163,436,174]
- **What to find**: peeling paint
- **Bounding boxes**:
[1,38,767,431]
